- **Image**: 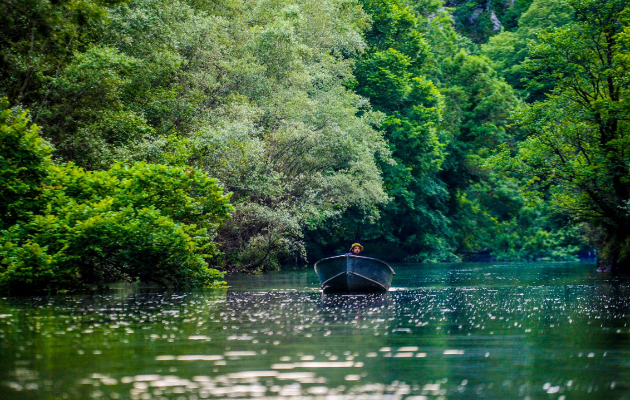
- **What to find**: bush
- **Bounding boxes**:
[0,100,233,293]
[0,99,51,229]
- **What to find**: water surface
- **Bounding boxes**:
[1,262,629,399]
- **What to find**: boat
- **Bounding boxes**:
[314,255,395,293]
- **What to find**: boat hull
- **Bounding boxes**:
[314,255,395,293]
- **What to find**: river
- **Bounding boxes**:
[1,261,629,399]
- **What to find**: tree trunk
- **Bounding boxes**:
[596,230,630,273]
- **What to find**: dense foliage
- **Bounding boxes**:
[0,99,232,292]
[337,0,454,261]
[493,0,630,271]
[1,0,391,278]
[307,0,587,263]
[482,0,574,99]
[3,0,627,291]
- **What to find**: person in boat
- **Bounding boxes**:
[346,243,363,256]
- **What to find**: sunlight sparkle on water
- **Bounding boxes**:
[1,262,630,399]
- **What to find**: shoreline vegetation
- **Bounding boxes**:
[1,0,629,293]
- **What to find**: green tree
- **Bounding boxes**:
[2,0,391,270]
[325,0,454,262]
[435,52,520,258]
[482,0,573,99]
[182,0,389,269]
[417,1,583,261]
[495,0,630,271]
[0,99,50,228]
[0,102,233,293]
[0,0,117,105]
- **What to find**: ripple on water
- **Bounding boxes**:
[0,262,628,399]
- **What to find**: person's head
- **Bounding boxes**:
[350,243,363,255]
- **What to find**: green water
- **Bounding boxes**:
[1,262,630,399]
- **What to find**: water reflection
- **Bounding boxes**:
[1,262,630,398]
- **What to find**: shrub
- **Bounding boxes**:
[0,100,233,293]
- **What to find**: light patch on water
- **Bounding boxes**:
[224,351,257,357]
[176,355,224,361]
[306,386,329,395]
[543,382,561,394]
[100,372,427,399]
[276,372,316,381]
[188,335,211,340]
[423,383,441,392]
[227,371,278,379]
[271,364,296,370]
[271,361,357,370]
[90,374,117,385]
[228,334,254,340]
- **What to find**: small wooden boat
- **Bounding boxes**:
[314,255,395,293]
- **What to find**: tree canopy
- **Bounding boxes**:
[2,0,623,292]
[1,99,233,292]
[494,0,630,271]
